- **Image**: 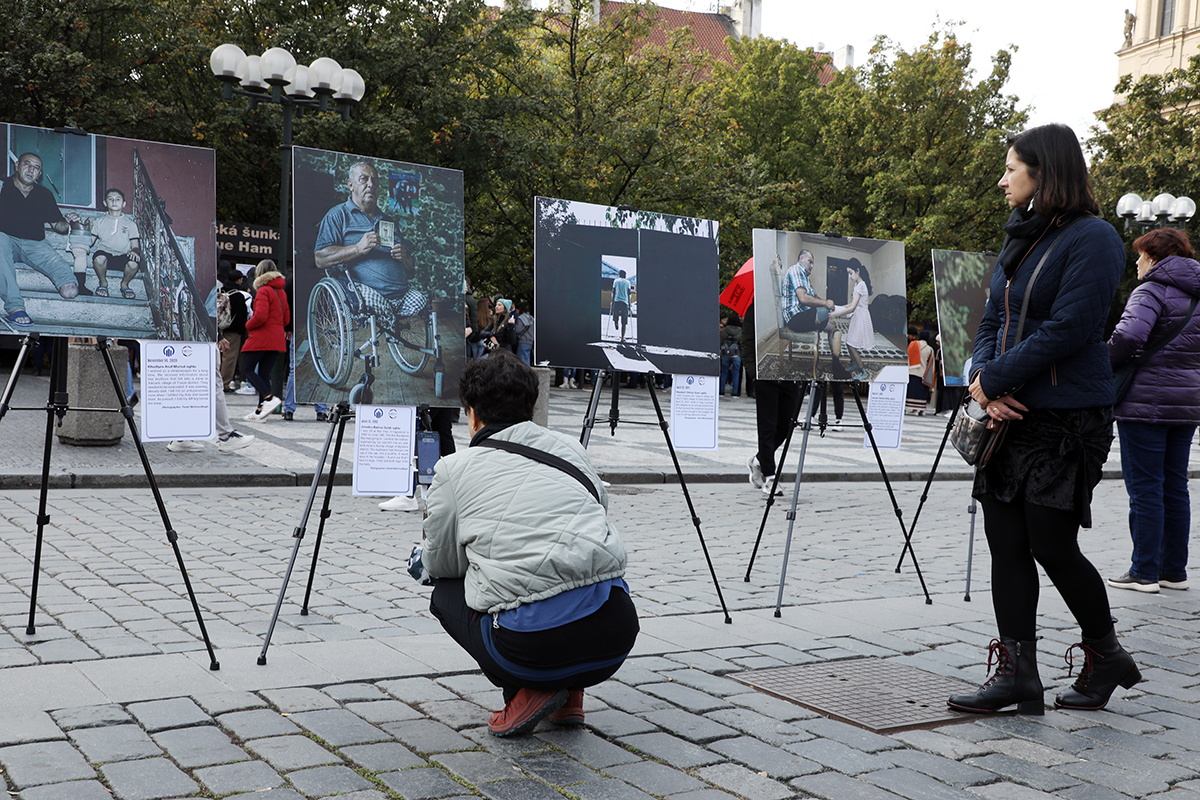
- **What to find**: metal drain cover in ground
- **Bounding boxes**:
[732,657,981,732]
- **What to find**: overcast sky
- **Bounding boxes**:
[492,0,1133,142]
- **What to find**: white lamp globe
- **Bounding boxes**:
[209,44,247,78]
[308,58,342,93]
[259,48,296,86]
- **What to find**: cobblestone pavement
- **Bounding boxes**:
[1,478,1198,799]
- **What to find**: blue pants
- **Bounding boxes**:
[1117,421,1195,583]
[0,233,77,314]
[516,342,532,366]
[284,338,327,415]
[720,356,741,395]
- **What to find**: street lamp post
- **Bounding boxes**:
[209,45,366,271]
[1115,191,1196,234]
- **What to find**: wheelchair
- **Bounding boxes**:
[307,268,442,401]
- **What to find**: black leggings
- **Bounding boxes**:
[240,350,279,403]
[981,496,1113,642]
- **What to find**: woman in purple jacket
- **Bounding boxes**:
[1107,227,1200,594]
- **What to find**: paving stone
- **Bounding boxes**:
[864,767,983,800]
[890,729,993,760]
[660,668,756,696]
[668,791,743,800]
[421,698,490,731]
[152,724,248,768]
[694,761,797,800]
[975,717,1094,754]
[785,736,897,775]
[571,778,658,800]
[790,771,907,800]
[345,700,424,724]
[245,735,342,772]
[1053,759,1170,796]
[585,681,672,714]
[0,741,95,788]
[219,708,302,740]
[704,707,813,746]
[193,691,267,716]
[287,709,389,746]
[583,708,658,738]
[223,789,306,800]
[641,708,738,743]
[607,760,705,795]
[18,779,115,800]
[460,726,554,761]
[378,767,466,799]
[0,713,65,748]
[69,725,162,763]
[619,731,724,770]
[286,765,374,796]
[801,717,903,753]
[433,751,525,785]
[194,760,285,796]
[383,719,476,755]
[726,691,816,721]
[709,735,821,778]
[640,681,732,713]
[514,750,603,786]
[29,639,100,662]
[261,687,339,713]
[1074,744,1198,783]
[126,698,211,733]
[50,704,131,731]
[339,742,427,773]
[99,757,200,800]
[971,783,1070,800]
[537,728,643,770]
[477,777,566,800]
[322,682,389,703]
[314,792,390,800]
[1055,784,1137,800]
[377,678,458,704]
[886,748,995,787]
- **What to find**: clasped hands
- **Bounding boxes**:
[968,374,1027,425]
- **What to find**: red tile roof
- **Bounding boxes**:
[600,1,738,64]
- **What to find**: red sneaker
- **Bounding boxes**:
[549,689,585,725]
[488,688,569,737]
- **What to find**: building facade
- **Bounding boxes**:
[1118,0,1200,84]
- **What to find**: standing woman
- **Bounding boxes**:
[1106,228,1200,593]
[948,124,1139,715]
[240,259,290,420]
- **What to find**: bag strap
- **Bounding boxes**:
[1013,215,1089,345]
[474,438,601,504]
[1129,295,1198,367]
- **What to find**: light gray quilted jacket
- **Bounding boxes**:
[421,421,626,615]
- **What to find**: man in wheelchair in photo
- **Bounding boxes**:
[314,160,428,327]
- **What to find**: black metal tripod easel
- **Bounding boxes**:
[579,370,732,624]
[0,334,220,670]
[743,378,932,614]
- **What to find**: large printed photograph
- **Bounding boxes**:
[292,147,465,407]
[931,249,996,386]
[534,197,719,376]
[1,123,216,340]
[752,229,908,382]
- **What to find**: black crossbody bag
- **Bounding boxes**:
[475,438,601,503]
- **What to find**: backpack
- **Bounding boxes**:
[216,291,232,331]
[720,333,739,358]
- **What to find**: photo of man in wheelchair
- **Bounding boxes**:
[303,159,446,403]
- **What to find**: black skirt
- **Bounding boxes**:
[972,406,1113,527]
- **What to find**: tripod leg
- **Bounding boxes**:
[774,380,818,617]
[852,385,932,605]
[301,407,353,614]
[895,401,961,572]
[0,334,33,421]
[258,401,346,664]
[95,338,221,668]
[965,464,979,602]
[745,381,805,580]
[646,381,731,624]
[608,370,621,436]
[579,371,605,448]
[26,337,67,635]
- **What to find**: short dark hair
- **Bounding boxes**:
[1006,124,1099,217]
[459,351,538,424]
[1133,227,1195,262]
[618,270,626,278]
[104,188,126,201]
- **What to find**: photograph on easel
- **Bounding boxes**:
[291,146,465,408]
[534,196,719,376]
[751,229,908,382]
[931,249,996,386]
[0,122,217,340]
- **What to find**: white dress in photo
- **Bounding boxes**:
[844,282,874,350]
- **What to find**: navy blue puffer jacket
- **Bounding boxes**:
[972,215,1124,408]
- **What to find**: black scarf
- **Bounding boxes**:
[997,208,1052,279]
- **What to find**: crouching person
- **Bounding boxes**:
[423,352,639,736]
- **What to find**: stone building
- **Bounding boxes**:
[1118,0,1200,85]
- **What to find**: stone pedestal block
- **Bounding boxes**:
[533,367,551,428]
[57,343,127,446]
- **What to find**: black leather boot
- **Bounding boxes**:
[948,637,1043,715]
[1054,629,1141,710]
